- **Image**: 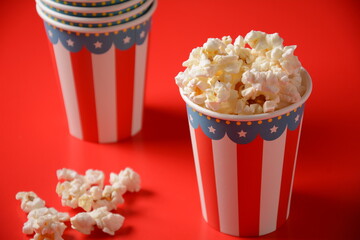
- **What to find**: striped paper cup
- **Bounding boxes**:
[40,0,148,18]
[36,0,157,143]
[180,68,312,237]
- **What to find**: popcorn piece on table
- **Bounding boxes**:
[56,175,88,209]
[85,169,105,188]
[56,168,139,212]
[71,207,124,236]
[56,168,107,211]
[56,168,79,181]
[22,207,70,240]
[92,185,126,211]
[110,167,141,192]
[56,168,105,188]
[70,212,96,235]
[16,191,46,213]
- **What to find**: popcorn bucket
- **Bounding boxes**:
[35,0,157,143]
[180,68,312,237]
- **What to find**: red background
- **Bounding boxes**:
[1,0,359,239]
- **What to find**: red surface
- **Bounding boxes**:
[1,0,360,239]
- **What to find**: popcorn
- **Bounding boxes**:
[16,191,70,240]
[57,168,140,211]
[78,193,94,212]
[16,191,46,213]
[91,185,125,211]
[244,31,283,51]
[24,207,69,240]
[176,30,305,114]
[110,167,141,192]
[70,207,124,236]
[70,212,95,235]
[85,169,105,187]
[56,169,104,211]
[56,168,79,181]
[17,168,140,239]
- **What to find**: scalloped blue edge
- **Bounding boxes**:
[44,18,151,54]
[187,104,305,144]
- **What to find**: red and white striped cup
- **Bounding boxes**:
[36,1,157,143]
[180,68,312,237]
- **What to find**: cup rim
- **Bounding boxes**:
[180,67,313,121]
[37,0,153,23]
[41,0,143,13]
[36,0,157,33]
[49,0,131,3]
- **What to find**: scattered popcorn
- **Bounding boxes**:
[17,167,140,239]
[110,167,141,192]
[16,191,46,213]
[22,207,69,240]
[16,191,69,240]
[57,168,140,211]
[71,207,124,236]
[175,30,306,114]
[56,169,105,211]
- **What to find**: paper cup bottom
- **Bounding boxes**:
[186,103,305,236]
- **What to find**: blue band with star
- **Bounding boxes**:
[44,19,151,53]
[187,104,305,144]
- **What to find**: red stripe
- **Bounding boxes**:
[276,126,300,228]
[47,41,61,92]
[195,127,220,230]
[115,46,135,140]
[237,136,263,236]
[70,49,98,142]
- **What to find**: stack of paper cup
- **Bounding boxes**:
[35,0,157,143]
[37,0,154,28]
[180,68,312,237]
[39,0,150,18]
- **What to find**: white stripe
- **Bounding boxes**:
[53,42,83,139]
[91,46,117,143]
[131,37,148,136]
[212,134,239,236]
[287,115,304,219]
[259,129,287,235]
[189,124,208,222]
